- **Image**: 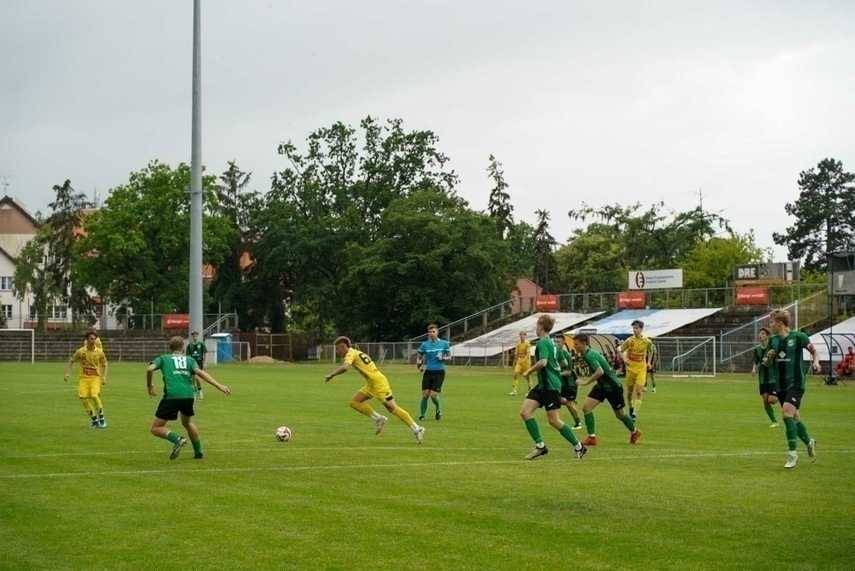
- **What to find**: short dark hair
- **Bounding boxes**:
[169,336,185,351]
[85,330,98,340]
[574,333,589,345]
[552,332,564,340]
[427,324,438,330]
[759,327,771,336]
[191,330,200,336]
[631,320,644,328]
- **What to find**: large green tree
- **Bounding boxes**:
[75,161,232,315]
[207,161,261,328]
[13,180,94,327]
[568,202,731,271]
[486,154,514,240]
[531,209,561,293]
[682,231,770,289]
[251,117,458,335]
[555,222,626,293]
[773,158,855,272]
[337,189,513,340]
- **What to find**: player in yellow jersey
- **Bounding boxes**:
[326,336,424,443]
[619,320,653,421]
[64,330,109,428]
[508,331,532,396]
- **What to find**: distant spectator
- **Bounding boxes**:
[835,346,855,378]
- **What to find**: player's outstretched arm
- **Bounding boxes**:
[325,362,351,382]
[195,368,231,395]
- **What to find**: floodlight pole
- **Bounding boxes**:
[189,0,203,338]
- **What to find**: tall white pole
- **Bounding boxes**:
[189,0,203,337]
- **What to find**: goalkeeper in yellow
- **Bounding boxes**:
[508,331,532,396]
[326,336,425,444]
[64,330,109,428]
[620,320,653,421]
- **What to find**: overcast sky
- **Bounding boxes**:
[2,1,853,260]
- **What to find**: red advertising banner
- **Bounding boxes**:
[162,314,190,329]
[735,287,769,305]
[618,292,646,309]
[535,295,560,312]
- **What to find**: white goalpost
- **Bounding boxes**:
[0,329,36,364]
[655,336,716,378]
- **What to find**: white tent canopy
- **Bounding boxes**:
[568,308,723,338]
[452,312,604,358]
[807,316,855,362]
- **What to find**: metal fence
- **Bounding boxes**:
[0,339,252,363]
[719,290,828,368]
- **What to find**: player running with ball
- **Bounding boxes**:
[326,336,425,444]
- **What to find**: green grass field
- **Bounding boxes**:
[1,362,852,570]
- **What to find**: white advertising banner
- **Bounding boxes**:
[629,269,683,290]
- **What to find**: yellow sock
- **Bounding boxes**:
[91,395,103,415]
[512,378,518,391]
[81,399,95,417]
[391,406,416,427]
[634,399,642,412]
[349,400,376,417]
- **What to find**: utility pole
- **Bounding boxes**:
[189,0,203,337]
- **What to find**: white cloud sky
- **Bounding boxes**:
[2,0,853,260]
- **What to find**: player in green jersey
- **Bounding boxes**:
[553,332,582,429]
[764,309,821,469]
[573,333,641,446]
[185,330,208,399]
[519,315,586,460]
[147,336,231,460]
[750,327,779,428]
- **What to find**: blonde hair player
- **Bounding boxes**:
[326,337,424,444]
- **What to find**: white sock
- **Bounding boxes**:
[574,443,582,450]
[411,424,421,433]
[371,412,383,421]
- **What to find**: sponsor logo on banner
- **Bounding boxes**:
[628,269,683,290]
[735,287,769,305]
[162,314,190,329]
[618,292,646,309]
[535,295,560,312]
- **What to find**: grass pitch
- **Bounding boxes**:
[0,362,852,570]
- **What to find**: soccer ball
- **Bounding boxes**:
[275,426,292,442]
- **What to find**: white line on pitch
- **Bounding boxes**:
[2,449,853,479]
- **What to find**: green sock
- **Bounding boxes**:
[796,421,811,445]
[572,413,581,426]
[783,418,798,451]
[764,404,777,423]
[524,417,543,444]
[584,412,595,435]
[419,398,428,416]
[166,431,181,444]
[558,423,579,445]
[621,414,636,432]
[431,396,441,411]
[192,440,202,454]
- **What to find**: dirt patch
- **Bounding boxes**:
[249,356,283,365]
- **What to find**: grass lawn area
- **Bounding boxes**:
[1,361,852,570]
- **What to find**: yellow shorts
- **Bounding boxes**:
[625,368,647,388]
[358,376,394,401]
[78,377,101,398]
[514,360,531,375]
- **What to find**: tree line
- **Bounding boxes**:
[11,117,854,339]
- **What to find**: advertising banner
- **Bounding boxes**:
[628,269,683,290]
[735,287,769,305]
[535,295,560,312]
[618,292,646,309]
[162,314,190,329]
